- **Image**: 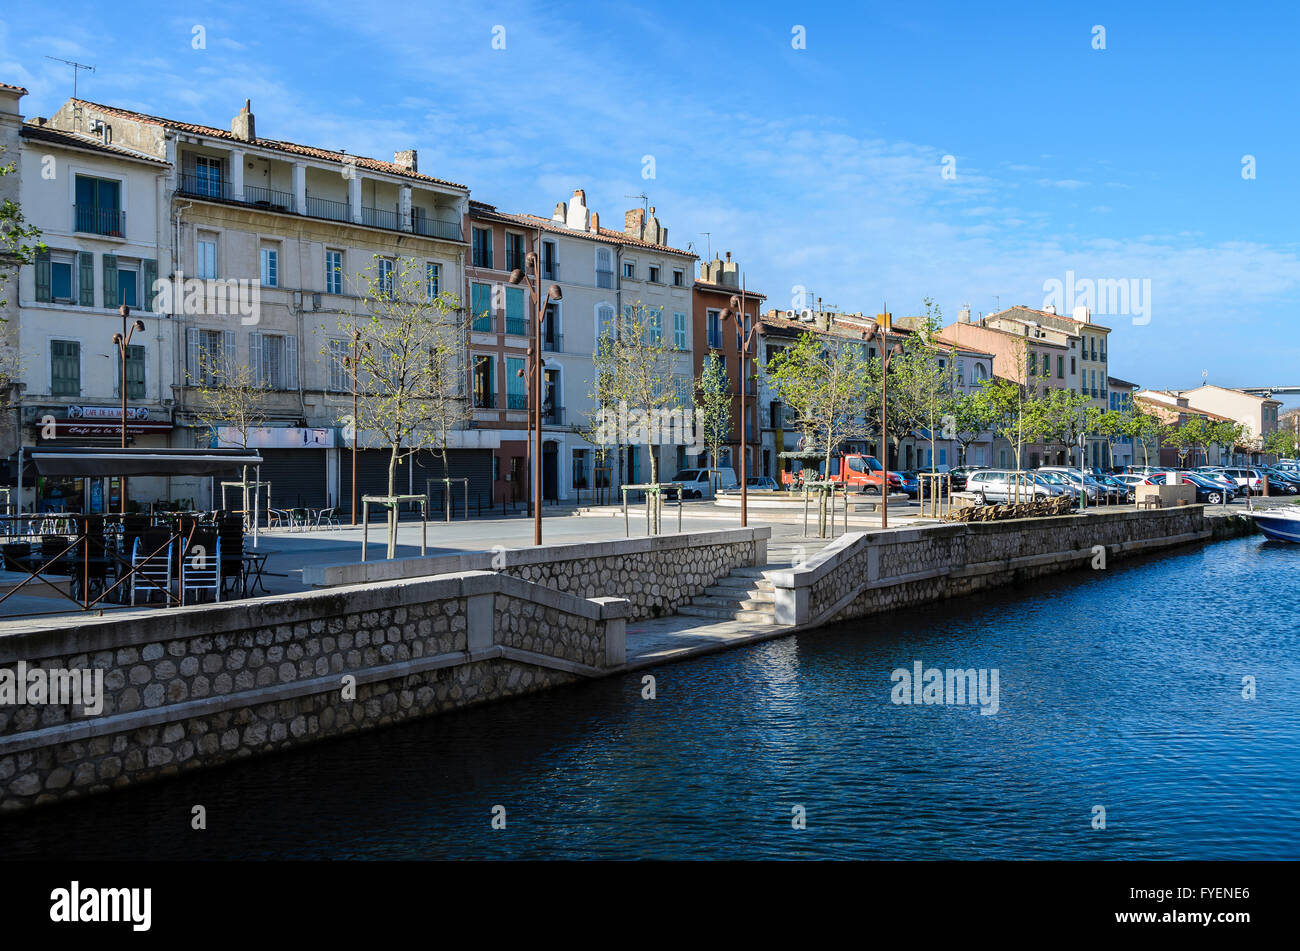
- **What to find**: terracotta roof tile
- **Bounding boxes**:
[21,124,170,166]
[70,99,467,190]
[470,205,697,257]
[0,81,29,95]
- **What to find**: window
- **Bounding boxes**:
[596,248,614,288]
[328,338,349,392]
[1057,355,1064,379]
[119,344,146,399]
[1041,353,1049,375]
[473,354,495,408]
[673,312,687,349]
[673,268,684,287]
[1070,357,1076,374]
[648,307,663,344]
[597,304,616,340]
[707,309,722,349]
[325,250,343,294]
[506,356,527,409]
[187,328,236,385]
[505,232,525,273]
[260,245,279,287]
[116,262,139,309]
[542,303,560,351]
[50,252,74,302]
[505,286,525,335]
[74,175,122,235]
[194,155,224,198]
[623,260,636,280]
[50,340,80,397]
[542,241,558,280]
[197,236,217,280]
[572,449,588,489]
[648,265,661,283]
[472,227,493,268]
[377,258,394,296]
[426,262,440,300]
[250,332,298,390]
[1028,353,1037,376]
[471,282,493,332]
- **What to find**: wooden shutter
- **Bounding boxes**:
[35,250,51,302]
[142,259,157,312]
[186,328,200,383]
[102,254,118,308]
[78,252,95,307]
[249,332,263,386]
[222,331,237,375]
[285,335,299,390]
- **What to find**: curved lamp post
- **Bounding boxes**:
[341,328,371,525]
[508,249,562,545]
[719,281,755,526]
[111,304,146,514]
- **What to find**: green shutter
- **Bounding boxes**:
[78,251,95,307]
[142,259,157,312]
[35,250,51,303]
[102,254,118,308]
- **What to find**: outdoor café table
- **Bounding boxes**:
[241,550,274,596]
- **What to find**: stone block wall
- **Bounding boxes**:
[0,570,629,812]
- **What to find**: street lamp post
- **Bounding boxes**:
[719,280,756,526]
[342,328,369,525]
[869,317,900,529]
[508,250,563,546]
[111,305,146,515]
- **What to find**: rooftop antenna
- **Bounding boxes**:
[45,56,96,99]
[700,232,712,258]
[624,192,650,216]
[993,294,1001,311]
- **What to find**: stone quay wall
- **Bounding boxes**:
[0,571,629,812]
[770,506,1222,627]
[302,527,771,619]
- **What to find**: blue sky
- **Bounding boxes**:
[3,0,1299,406]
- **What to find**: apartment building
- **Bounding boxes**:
[461,191,695,501]
[1174,383,1282,465]
[1107,376,1140,469]
[34,95,481,516]
[693,252,765,476]
[1134,390,1236,467]
[6,84,174,513]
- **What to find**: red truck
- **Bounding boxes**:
[781,454,902,494]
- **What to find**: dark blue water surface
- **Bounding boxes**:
[4,534,1298,860]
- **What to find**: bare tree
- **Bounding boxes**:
[191,345,267,517]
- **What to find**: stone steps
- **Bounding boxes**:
[693,594,775,611]
[677,604,780,625]
[679,563,780,625]
[702,585,774,602]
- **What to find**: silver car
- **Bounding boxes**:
[966,469,1056,504]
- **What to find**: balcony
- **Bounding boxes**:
[543,405,565,426]
[473,392,498,410]
[305,195,351,223]
[73,204,125,237]
[542,333,563,353]
[505,251,527,273]
[177,171,231,200]
[410,214,462,241]
[505,317,528,336]
[362,205,399,231]
[472,314,494,333]
[507,393,528,410]
[243,182,295,213]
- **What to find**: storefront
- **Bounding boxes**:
[213,426,335,513]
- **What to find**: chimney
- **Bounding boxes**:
[394,149,418,172]
[232,99,255,141]
[624,208,646,239]
[1072,304,1092,323]
[958,306,971,323]
[590,211,599,232]
[552,201,568,223]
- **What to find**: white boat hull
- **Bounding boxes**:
[1251,511,1300,543]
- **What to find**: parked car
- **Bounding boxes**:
[966,469,1056,503]
[1260,468,1300,494]
[745,476,780,491]
[1037,466,1103,503]
[1180,472,1236,504]
[1220,467,1265,494]
[1033,470,1084,503]
[947,466,988,491]
[667,467,738,499]
[892,471,921,498]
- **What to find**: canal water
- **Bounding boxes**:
[5,534,1298,860]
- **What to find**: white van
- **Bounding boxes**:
[668,467,739,499]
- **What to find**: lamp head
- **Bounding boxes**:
[547,284,563,301]
[508,269,524,285]
[111,332,123,345]
[118,304,130,318]
[133,319,146,333]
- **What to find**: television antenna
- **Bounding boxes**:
[700,232,712,259]
[45,56,96,99]
[624,192,649,216]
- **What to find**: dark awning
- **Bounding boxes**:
[29,447,264,477]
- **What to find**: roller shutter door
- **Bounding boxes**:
[255,449,329,510]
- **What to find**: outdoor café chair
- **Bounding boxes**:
[180,532,222,605]
[315,507,339,528]
[130,534,174,606]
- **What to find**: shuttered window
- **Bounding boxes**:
[116,344,146,399]
[250,332,298,390]
[506,356,526,409]
[50,340,81,397]
[187,328,237,385]
[470,282,492,332]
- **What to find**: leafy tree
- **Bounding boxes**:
[694,352,731,484]
[1265,427,1298,461]
[1028,388,1091,464]
[973,377,1034,471]
[1207,419,1248,467]
[889,300,956,471]
[346,256,471,558]
[944,390,996,466]
[1086,406,1127,470]
[1127,404,1165,466]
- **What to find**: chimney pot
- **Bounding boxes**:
[232,99,255,141]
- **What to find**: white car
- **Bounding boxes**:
[668,467,738,499]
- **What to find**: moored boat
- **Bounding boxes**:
[1250,507,1300,543]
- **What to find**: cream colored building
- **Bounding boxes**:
[1174,384,1282,465]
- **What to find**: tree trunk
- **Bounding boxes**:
[386,443,399,559]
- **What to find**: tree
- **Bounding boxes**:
[1127,404,1165,466]
[1207,419,1248,467]
[190,343,267,518]
[1160,420,1195,468]
[694,352,730,487]
[945,391,995,466]
[973,377,1034,472]
[1265,427,1298,461]
[1086,407,1127,470]
[765,329,874,478]
[889,300,956,471]
[346,255,471,558]
[591,300,682,487]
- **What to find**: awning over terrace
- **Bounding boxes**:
[29,447,264,478]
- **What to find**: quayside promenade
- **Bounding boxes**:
[0,503,1258,811]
